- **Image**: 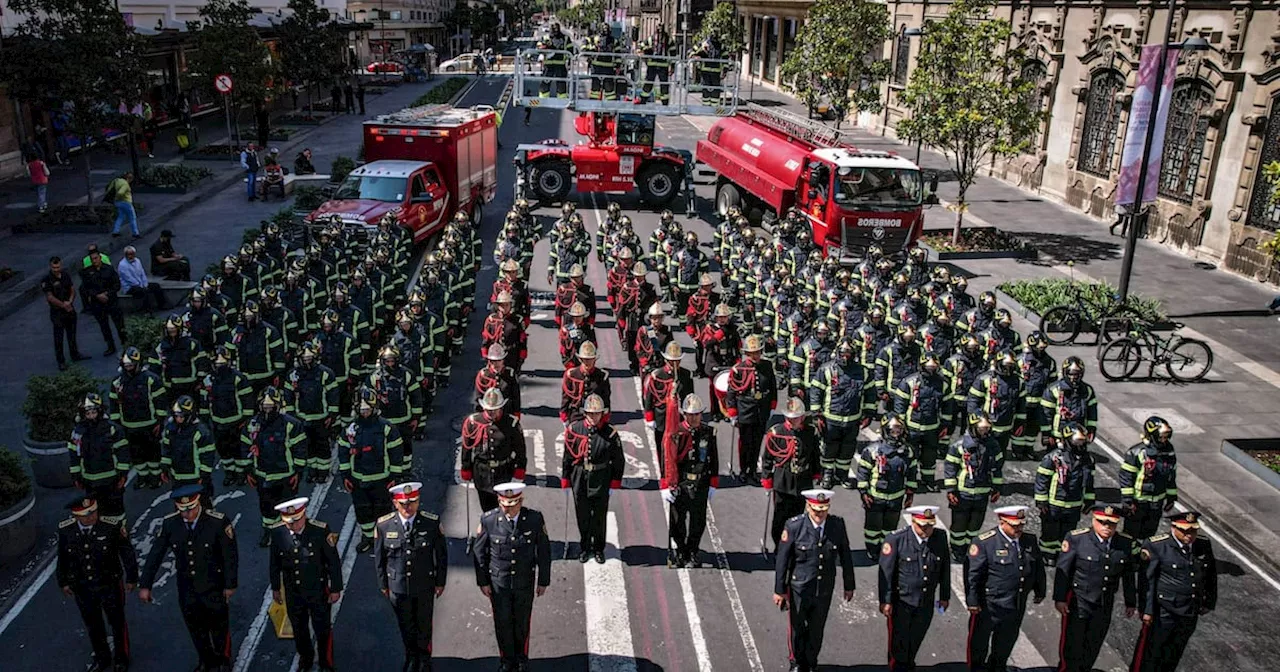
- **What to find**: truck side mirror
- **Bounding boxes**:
[412,193,433,204]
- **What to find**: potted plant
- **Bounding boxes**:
[21,366,104,489]
[292,185,328,216]
[330,156,356,184]
[0,448,37,563]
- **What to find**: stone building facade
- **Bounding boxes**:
[867,0,1280,283]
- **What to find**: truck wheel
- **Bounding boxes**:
[469,201,483,228]
[715,181,742,216]
[638,163,680,206]
[530,160,572,204]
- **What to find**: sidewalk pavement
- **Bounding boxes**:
[703,84,1280,573]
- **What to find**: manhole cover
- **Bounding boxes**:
[1193,262,1217,271]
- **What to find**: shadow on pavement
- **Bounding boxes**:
[1015,231,1122,265]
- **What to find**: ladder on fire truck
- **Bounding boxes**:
[513,47,741,116]
[738,103,862,148]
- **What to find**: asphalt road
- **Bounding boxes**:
[1,75,1275,672]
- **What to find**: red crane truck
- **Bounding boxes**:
[307,104,498,243]
[696,104,936,255]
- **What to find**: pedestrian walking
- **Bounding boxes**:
[773,489,855,672]
[1053,504,1139,672]
[240,144,261,202]
[473,482,552,672]
[356,83,367,114]
[376,482,448,672]
[344,83,355,114]
[1130,511,1217,672]
[964,506,1045,672]
[269,497,342,672]
[80,249,127,356]
[56,495,138,672]
[27,153,49,212]
[138,485,238,672]
[879,505,951,672]
[42,256,88,370]
[330,84,342,116]
[106,172,138,238]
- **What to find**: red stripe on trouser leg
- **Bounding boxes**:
[224,630,232,658]
[118,582,131,658]
[886,608,895,669]
[1057,590,1072,672]
[1130,620,1152,672]
[967,611,977,669]
[786,589,795,663]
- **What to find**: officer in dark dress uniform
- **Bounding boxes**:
[375,482,449,672]
[139,484,239,672]
[879,505,951,672]
[660,394,718,568]
[1053,504,1139,672]
[57,495,138,672]
[762,397,821,547]
[460,388,528,513]
[724,334,779,486]
[560,342,611,424]
[269,497,342,672]
[473,482,553,672]
[772,489,856,672]
[1130,511,1217,672]
[644,341,695,476]
[964,505,1046,672]
[561,393,624,563]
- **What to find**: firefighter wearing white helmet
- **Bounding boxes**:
[660,393,719,568]
[460,388,529,512]
[492,257,532,326]
[685,273,720,372]
[617,261,658,359]
[560,394,624,564]
[762,397,821,547]
[700,303,741,390]
[560,341,611,424]
[643,341,695,476]
[482,288,527,373]
[724,334,779,486]
[558,300,597,369]
[474,342,521,418]
[634,301,675,376]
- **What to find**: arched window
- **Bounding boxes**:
[1020,60,1048,117]
[894,25,911,86]
[1158,80,1213,203]
[1246,95,1280,232]
[1077,69,1125,177]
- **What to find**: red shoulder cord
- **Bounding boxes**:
[766,431,796,465]
[729,362,756,393]
[565,426,588,464]
[482,315,502,343]
[461,415,490,449]
[646,374,673,408]
[562,371,585,402]
[475,368,497,396]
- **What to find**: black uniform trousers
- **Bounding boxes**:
[653,428,667,478]
[968,604,1025,671]
[670,486,709,555]
[51,311,84,365]
[74,582,130,666]
[392,591,436,662]
[949,496,989,557]
[179,588,231,668]
[257,477,298,528]
[863,498,904,554]
[888,600,934,671]
[396,421,416,465]
[83,477,126,521]
[212,423,242,473]
[491,586,536,665]
[788,589,833,670]
[738,421,766,476]
[351,479,392,539]
[909,429,941,487]
[1039,509,1082,562]
[125,426,161,476]
[1125,503,1165,541]
[1131,607,1198,672]
[302,420,331,471]
[574,489,610,554]
[822,422,859,475]
[770,491,806,547]
[477,488,499,514]
[88,303,126,348]
[1059,602,1113,672]
[287,593,334,669]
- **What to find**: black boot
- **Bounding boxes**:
[686,549,702,568]
[819,469,836,490]
[579,548,591,564]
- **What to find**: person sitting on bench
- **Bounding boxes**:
[150,229,191,281]
[118,245,167,312]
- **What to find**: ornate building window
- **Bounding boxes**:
[1077,69,1125,177]
[1246,95,1280,232]
[1020,60,1048,144]
[1158,80,1213,204]
[894,26,911,86]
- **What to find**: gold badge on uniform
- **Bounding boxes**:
[1141,548,1151,561]
[1061,540,1069,553]
[226,525,235,540]
[969,544,979,557]
[327,533,338,547]
[882,543,893,556]
[780,529,788,543]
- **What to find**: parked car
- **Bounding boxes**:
[438,53,480,72]
[366,61,405,74]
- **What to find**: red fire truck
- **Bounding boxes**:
[696,104,936,255]
[307,104,498,242]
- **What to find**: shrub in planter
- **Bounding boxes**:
[22,367,105,443]
[124,314,164,354]
[997,278,1167,324]
[139,164,213,189]
[0,449,32,512]
[190,144,242,157]
[293,185,328,212]
[410,77,468,107]
[922,228,1025,253]
[331,156,356,183]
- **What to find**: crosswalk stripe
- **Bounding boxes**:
[585,511,637,672]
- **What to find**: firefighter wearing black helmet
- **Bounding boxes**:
[110,346,167,490]
[672,231,709,328]
[943,412,1005,562]
[231,299,286,396]
[1040,355,1098,444]
[242,385,306,547]
[1011,331,1058,460]
[154,314,206,408]
[854,414,918,557]
[875,322,922,412]
[810,339,875,488]
[338,387,404,553]
[1119,416,1178,539]
[316,308,362,418]
[69,393,131,521]
[365,344,424,472]
[284,340,339,484]
[966,349,1027,456]
[160,394,216,507]
[960,291,998,335]
[185,286,229,352]
[893,352,953,491]
[943,334,985,437]
[202,345,254,486]
[1034,422,1096,563]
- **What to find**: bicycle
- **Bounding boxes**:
[1038,271,1145,346]
[1096,322,1214,383]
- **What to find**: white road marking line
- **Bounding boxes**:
[585,511,638,672]
[529,428,546,475]
[1090,436,1280,594]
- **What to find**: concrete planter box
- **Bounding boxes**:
[995,287,1178,334]
[1221,439,1280,493]
[23,430,74,489]
[0,271,25,293]
[184,150,241,163]
[0,491,38,564]
[921,226,1038,261]
[135,182,200,195]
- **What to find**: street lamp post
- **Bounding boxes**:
[1115,0,1209,301]
[903,26,924,164]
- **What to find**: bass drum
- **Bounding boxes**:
[713,370,731,417]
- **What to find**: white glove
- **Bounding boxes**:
[707,487,716,500]
[661,489,676,504]
[645,420,656,430]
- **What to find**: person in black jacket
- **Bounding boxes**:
[138,484,238,672]
[879,505,951,672]
[81,249,126,356]
[1053,504,1139,672]
[460,388,529,512]
[762,397,821,547]
[57,495,139,672]
[772,489,855,672]
[474,482,552,672]
[375,482,448,672]
[965,505,1046,672]
[560,393,624,564]
[1130,510,1217,672]
[269,497,342,672]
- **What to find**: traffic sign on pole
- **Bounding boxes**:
[214,74,234,94]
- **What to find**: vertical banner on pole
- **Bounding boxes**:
[1116,45,1178,207]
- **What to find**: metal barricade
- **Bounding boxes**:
[514,48,576,108]
[681,56,740,116]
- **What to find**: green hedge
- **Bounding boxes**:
[139,164,212,189]
[22,367,105,442]
[997,278,1166,323]
[0,449,31,511]
[409,77,468,107]
[331,156,356,183]
[124,314,164,355]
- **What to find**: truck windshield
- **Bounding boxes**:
[833,167,921,208]
[333,175,408,203]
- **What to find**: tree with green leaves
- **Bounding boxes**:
[1266,161,1280,205]
[779,0,891,125]
[280,0,346,111]
[896,0,1040,245]
[692,2,745,57]
[0,0,148,203]
[186,0,279,141]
